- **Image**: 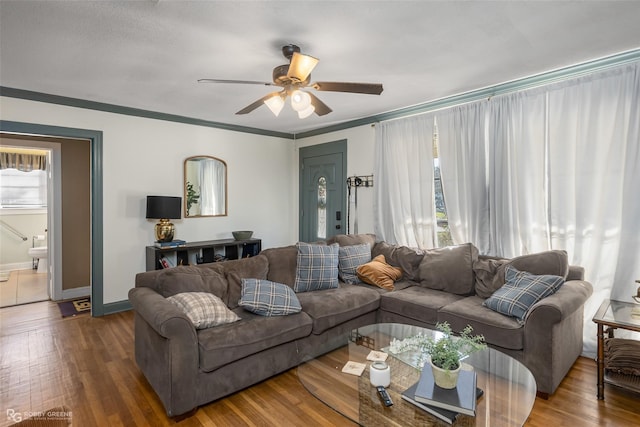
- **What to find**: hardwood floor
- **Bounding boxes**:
[0,301,638,426]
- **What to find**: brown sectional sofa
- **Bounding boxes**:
[128,234,593,416]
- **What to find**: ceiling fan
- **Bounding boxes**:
[198,44,383,119]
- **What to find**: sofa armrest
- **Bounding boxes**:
[129,286,197,340]
[525,280,593,326]
[128,286,199,416]
[522,280,593,395]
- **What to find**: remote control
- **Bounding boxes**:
[376,385,393,407]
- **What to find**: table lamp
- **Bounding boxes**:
[146,196,182,242]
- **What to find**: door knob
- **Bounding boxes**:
[336,225,341,230]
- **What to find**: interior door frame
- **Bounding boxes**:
[0,120,105,316]
[299,139,347,241]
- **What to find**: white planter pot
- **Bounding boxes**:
[430,360,462,389]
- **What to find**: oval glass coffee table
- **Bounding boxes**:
[298,323,536,426]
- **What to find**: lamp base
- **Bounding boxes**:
[155,219,175,242]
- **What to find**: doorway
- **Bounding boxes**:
[0,120,100,316]
[299,140,347,242]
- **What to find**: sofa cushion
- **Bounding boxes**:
[294,242,339,292]
[221,254,269,308]
[438,296,525,350]
[473,258,509,298]
[338,243,372,284]
[476,250,569,298]
[197,310,313,372]
[327,233,376,248]
[483,266,564,323]
[418,243,479,295]
[262,245,298,287]
[295,284,380,334]
[380,286,464,325]
[155,265,228,300]
[356,255,403,290]
[238,279,302,316]
[166,292,240,329]
[371,241,424,281]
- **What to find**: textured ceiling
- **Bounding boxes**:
[1,1,639,135]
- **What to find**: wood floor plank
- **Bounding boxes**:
[0,300,638,426]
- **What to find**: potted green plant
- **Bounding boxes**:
[185,181,200,217]
[424,322,486,389]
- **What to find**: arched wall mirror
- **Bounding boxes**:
[184,155,227,217]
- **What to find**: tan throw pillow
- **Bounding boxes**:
[356,255,402,290]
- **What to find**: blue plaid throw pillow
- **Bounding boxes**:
[294,242,339,292]
[239,279,302,316]
[483,265,564,323]
[338,244,372,284]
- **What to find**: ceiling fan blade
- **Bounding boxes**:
[312,81,383,95]
[236,93,277,115]
[308,92,332,116]
[198,78,274,86]
[287,52,319,82]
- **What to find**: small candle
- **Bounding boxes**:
[370,361,391,387]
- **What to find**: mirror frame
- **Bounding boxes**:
[183,155,228,217]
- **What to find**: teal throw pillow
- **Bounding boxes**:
[239,279,302,316]
[294,242,339,292]
[338,243,372,284]
[483,265,564,323]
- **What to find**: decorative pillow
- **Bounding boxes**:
[294,242,339,292]
[338,244,372,284]
[604,338,640,376]
[418,243,479,295]
[356,255,403,290]
[484,250,569,297]
[167,292,240,329]
[371,241,424,281]
[238,279,302,316]
[483,266,564,323]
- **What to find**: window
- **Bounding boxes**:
[0,168,47,208]
[433,121,453,247]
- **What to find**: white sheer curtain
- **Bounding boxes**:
[374,114,437,249]
[488,90,550,258]
[436,102,490,254]
[199,160,225,215]
[546,63,640,355]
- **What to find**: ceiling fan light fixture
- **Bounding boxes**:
[298,104,315,119]
[287,52,319,82]
[264,93,285,116]
[290,90,311,112]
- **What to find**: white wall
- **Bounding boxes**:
[296,124,377,237]
[1,96,295,304]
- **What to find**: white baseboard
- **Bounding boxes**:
[61,286,90,301]
[0,262,33,272]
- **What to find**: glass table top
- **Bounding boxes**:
[593,299,640,332]
[297,323,537,427]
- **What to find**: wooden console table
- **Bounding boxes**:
[145,238,261,271]
[592,299,640,399]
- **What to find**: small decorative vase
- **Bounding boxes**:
[430,360,462,389]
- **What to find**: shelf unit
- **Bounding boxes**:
[145,238,261,271]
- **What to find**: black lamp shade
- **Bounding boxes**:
[146,196,182,219]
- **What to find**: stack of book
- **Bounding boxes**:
[154,239,187,248]
[401,365,483,425]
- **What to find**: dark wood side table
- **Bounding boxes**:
[592,299,640,399]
